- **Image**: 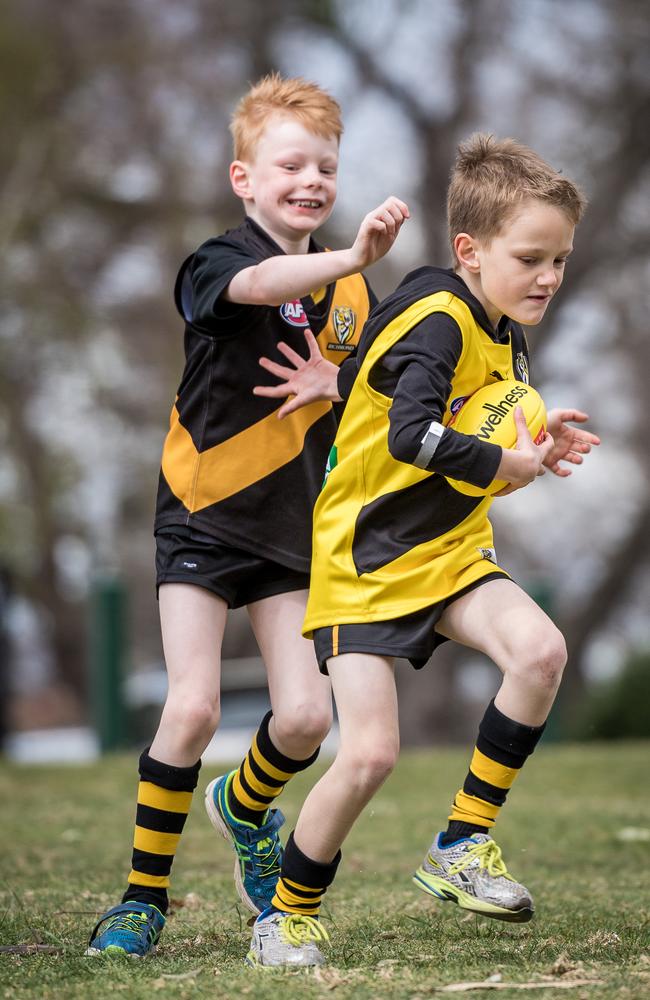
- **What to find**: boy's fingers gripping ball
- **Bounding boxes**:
[446,380,547,497]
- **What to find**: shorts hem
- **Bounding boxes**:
[242,577,309,608]
[156,574,232,606]
[313,634,441,675]
[156,572,308,609]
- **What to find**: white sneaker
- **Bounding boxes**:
[246,909,329,967]
[413,832,534,922]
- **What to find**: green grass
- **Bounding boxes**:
[1,743,649,998]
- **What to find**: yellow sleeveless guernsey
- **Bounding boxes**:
[304,290,517,634]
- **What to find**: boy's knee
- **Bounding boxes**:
[542,630,567,686]
[165,692,221,741]
[341,742,398,793]
[513,626,567,691]
[272,702,333,752]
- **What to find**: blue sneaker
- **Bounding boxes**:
[205,772,284,914]
[85,902,165,957]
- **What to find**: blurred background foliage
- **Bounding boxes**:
[0,0,649,747]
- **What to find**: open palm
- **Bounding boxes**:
[253,328,340,419]
[543,408,600,476]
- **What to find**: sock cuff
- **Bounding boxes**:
[441,821,489,844]
[138,748,201,792]
[122,886,169,914]
[256,712,321,774]
[282,831,341,889]
[478,699,546,763]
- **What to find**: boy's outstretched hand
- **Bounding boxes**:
[494,406,599,496]
[543,408,600,476]
[254,328,340,419]
[351,197,410,269]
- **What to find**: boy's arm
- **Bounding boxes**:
[384,318,555,491]
[225,197,409,306]
[384,317,502,489]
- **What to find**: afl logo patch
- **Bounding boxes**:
[450,395,470,416]
[280,300,309,327]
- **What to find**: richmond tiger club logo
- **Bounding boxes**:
[515,351,529,384]
[280,299,310,327]
[327,306,357,351]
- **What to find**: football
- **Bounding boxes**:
[446,379,547,497]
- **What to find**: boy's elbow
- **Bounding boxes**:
[249,274,284,305]
[229,267,284,306]
[247,262,291,306]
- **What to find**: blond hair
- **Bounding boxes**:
[230,73,343,162]
[448,134,586,261]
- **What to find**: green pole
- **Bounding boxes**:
[90,574,127,752]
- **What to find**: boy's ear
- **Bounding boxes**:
[230,160,252,201]
[454,233,481,271]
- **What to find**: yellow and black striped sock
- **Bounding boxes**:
[228,711,319,826]
[271,832,341,916]
[443,699,545,845]
[121,749,201,913]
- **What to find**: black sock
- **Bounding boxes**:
[227,711,319,825]
[121,748,201,915]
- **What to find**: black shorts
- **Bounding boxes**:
[155,527,310,609]
[312,571,508,673]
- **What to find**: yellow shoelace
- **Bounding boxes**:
[279,914,330,947]
[251,835,282,877]
[447,839,512,880]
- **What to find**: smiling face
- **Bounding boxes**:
[229,114,339,253]
[455,198,575,327]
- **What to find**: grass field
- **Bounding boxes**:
[1,742,649,999]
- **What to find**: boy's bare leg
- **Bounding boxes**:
[125,583,225,904]
[413,577,566,922]
[88,583,226,954]
[151,583,226,764]
[205,589,333,914]
[249,589,332,760]
[290,652,399,863]
[246,653,398,966]
[437,577,566,725]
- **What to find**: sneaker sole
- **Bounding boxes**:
[204,777,261,916]
[413,867,534,923]
[244,948,325,968]
[85,945,152,958]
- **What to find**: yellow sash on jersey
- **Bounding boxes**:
[162,272,371,512]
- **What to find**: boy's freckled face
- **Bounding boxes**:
[240,116,339,247]
[469,200,575,327]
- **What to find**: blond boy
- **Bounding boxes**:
[87,74,408,957]
[246,134,598,967]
